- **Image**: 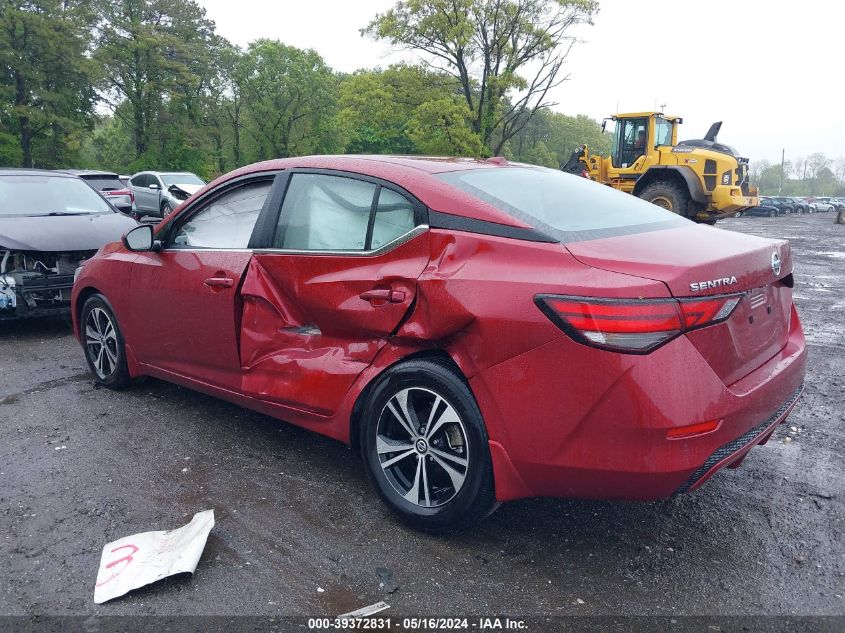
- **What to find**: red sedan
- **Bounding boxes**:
[71,156,806,531]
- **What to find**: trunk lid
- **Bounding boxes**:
[565,224,794,385]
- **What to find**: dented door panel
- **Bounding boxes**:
[240,232,430,415]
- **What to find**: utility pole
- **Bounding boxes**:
[779,148,785,194]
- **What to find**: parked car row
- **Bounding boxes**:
[58,168,207,220]
[742,195,845,218]
[0,165,209,320]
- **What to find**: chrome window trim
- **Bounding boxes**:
[255,224,429,257]
[160,225,428,256]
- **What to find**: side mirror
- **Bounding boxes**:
[122,224,159,252]
[148,183,161,190]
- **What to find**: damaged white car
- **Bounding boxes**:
[0,169,137,319]
[128,171,206,218]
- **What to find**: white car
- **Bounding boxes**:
[815,197,844,213]
[129,171,205,218]
[809,199,835,213]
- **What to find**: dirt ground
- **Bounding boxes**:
[1,213,843,625]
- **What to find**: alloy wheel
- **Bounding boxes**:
[376,387,469,508]
[85,307,119,379]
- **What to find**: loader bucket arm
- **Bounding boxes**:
[562,146,587,175]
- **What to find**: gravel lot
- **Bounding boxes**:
[1,213,843,623]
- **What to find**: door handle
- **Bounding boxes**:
[204,277,234,288]
[360,288,406,303]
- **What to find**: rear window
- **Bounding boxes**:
[161,173,204,187]
[437,167,689,242]
[79,175,124,191]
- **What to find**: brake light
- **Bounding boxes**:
[535,294,741,353]
[108,188,133,202]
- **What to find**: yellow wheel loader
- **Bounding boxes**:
[562,112,759,222]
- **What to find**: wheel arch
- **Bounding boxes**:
[349,348,466,457]
[74,285,104,334]
[634,166,707,204]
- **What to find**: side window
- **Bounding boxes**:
[654,118,673,147]
[171,180,272,249]
[620,118,648,167]
[276,174,376,250]
[130,174,147,187]
[371,188,415,249]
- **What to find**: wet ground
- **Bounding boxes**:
[0,213,843,623]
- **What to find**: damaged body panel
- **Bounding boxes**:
[1,249,96,318]
[0,170,136,319]
[240,233,429,414]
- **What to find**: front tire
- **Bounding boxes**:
[360,359,497,532]
[161,201,173,217]
[638,181,691,217]
[81,294,131,389]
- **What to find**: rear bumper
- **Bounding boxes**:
[674,385,801,494]
[475,305,807,502]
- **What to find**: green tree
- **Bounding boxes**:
[509,109,608,167]
[364,0,598,155]
[0,0,96,167]
[94,0,220,164]
[336,63,481,155]
[406,97,483,155]
[239,40,339,160]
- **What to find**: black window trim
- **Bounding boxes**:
[248,167,428,255]
[158,170,282,251]
[427,210,558,243]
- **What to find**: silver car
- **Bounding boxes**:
[129,171,205,218]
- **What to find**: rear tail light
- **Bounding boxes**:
[535,294,741,353]
[108,189,133,203]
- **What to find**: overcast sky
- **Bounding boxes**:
[199,0,844,165]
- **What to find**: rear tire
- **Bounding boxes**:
[638,181,691,217]
[81,294,131,389]
[360,358,497,533]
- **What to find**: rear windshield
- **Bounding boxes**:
[79,175,124,191]
[161,173,204,187]
[437,167,689,242]
[0,175,114,216]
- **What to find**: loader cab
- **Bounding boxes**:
[606,113,679,169]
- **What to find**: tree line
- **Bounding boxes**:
[1,0,608,180]
[750,153,845,197]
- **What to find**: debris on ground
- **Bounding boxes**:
[376,567,399,594]
[93,509,215,604]
[338,601,391,619]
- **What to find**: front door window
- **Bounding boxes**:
[614,118,649,168]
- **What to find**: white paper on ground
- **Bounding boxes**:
[94,509,215,604]
[338,601,391,619]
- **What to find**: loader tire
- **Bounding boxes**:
[638,181,691,217]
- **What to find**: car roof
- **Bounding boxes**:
[62,169,120,177]
[134,171,198,176]
[0,168,77,178]
[209,155,537,228]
